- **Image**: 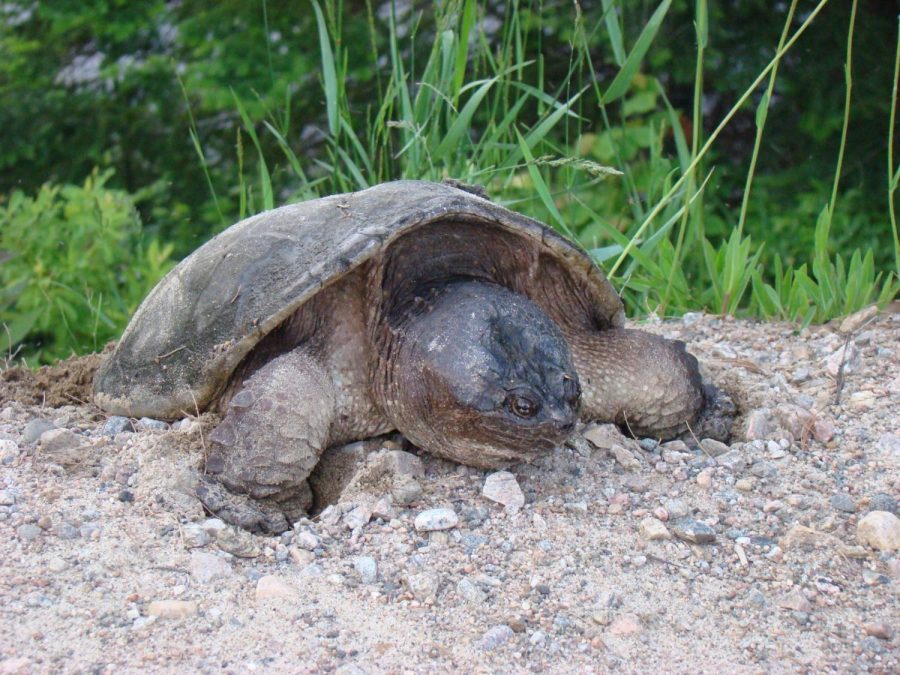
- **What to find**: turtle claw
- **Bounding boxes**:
[685,383,736,444]
[194,475,291,534]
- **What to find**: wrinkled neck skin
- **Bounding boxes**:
[375,280,579,469]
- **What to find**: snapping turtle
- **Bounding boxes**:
[94,180,733,530]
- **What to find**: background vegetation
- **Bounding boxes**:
[1,0,898,363]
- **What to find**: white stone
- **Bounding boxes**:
[255,575,297,601]
[147,600,197,619]
[857,511,900,551]
[639,517,672,541]
[414,508,459,532]
[482,471,525,512]
[190,551,232,583]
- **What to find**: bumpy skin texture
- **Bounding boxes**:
[93,180,732,530]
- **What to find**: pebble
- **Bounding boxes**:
[856,511,900,551]
[608,614,642,636]
[696,467,715,488]
[750,461,778,479]
[294,531,320,551]
[16,523,41,542]
[744,410,773,440]
[735,478,754,492]
[829,494,857,514]
[664,498,690,519]
[610,444,641,471]
[391,477,423,506]
[136,417,169,431]
[414,508,459,532]
[256,575,297,601]
[457,578,486,604]
[289,547,315,566]
[101,416,134,436]
[371,495,394,521]
[343,504,373,530]
[353,556,378,584]
[38,428,85,467]
[47,557,68,573]
[481,624,514,651]
[863,622,893,640]
[671,518,716,544]
[147,600,198,619]
[405,571,441,602]
[482,471,525,512]
[868,492,897,515]
[23,418,56,443]
[190,551,233,583]
[700,438,729,457]
[53,522,79,540]
[639,517,672,541]
[215,527,260,558]
[0,490,15,506]
[716,450,746,473]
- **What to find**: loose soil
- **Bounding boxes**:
[0,312,897,674]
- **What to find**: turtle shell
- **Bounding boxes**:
[93,180,624,418]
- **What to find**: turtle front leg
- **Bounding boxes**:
[200,347,336,532]
[570,328,733,441]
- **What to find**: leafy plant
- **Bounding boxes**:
[0,169,173,363]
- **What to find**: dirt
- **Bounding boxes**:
[0,311,898,674]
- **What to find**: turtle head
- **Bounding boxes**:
[383,280,580,468]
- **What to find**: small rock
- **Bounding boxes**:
[696,467,715,488]
[215,527,260,558]
[53,522,79,540]
[716,449,746,473]
[857,511,900,551]
[779,592,812,613]
[414,508,459,532]
[101,416,134,436]
[256,575,297,601]
[639,517,672,541]
[0,657,32,674]
[47,557,68,573]
[735,478,755,492]
[0,490,15,506]
[750,461,778,479]
[181,523,211,548]
[136,417,169,431]
[582,423,629,450]
[664,498,690,519]
[353,556,378,584]
[610,444,640,472]
[700,438,730,457]
[863,622,893,640]
[824,343,859,376]
[405,571,441,602]
[672,518,716,544]
[294,531,320,551]
[483,471,525,513]
[481,624,514,651]
[200,518,228,536]
[608,614,642,636]
[381,449,424,477]
[23,418,56,443]
[343,503,372,530]
[190,551,233,583]
[839,304,878,332]
[289,547,315,566]
[829,494,857,514]
[391,477,423,506]
[16,524,41,542]
[811,419,835,443]
[529,630,547,646]
[868,493,898,515]
[38,428,85,467]
[744,410,773,440]
[457,578,486,604]
[147,600,197,619]
[371,495,394,521]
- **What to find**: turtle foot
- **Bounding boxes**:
[194,475,294,534]
[684,382,737,444]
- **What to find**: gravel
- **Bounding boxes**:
[0,311,898,672]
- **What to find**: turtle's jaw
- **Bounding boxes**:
[378,279,579,468]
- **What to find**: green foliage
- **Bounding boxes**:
[0,170,173,363]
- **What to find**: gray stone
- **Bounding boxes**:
[182,523,211,548]
[405,571,441,602]
[610,444,641,471]
[294,531,320,551]
[0,490,15,506]
[190,551,233,583]
[829,494,857,514]
[23,418,56,443]
[414,508,459,532]
[716,450,746,473]
[700,438,730,457]
[750,461,778,479]
[671,518,716,544]
[382,449,424,477]
[744,409,773,441]
[343,504,373,530]
[353,556,378,584]
[101,416,134,436]
[457,578,486,604]
[868,493,898,515]
[16,523,42,541]
[481,624,514,651]
[136,417,169,431]
[53,521,80,540]
[664,498,690,520]
[391,476,423,506]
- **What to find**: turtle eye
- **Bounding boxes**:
[507,392,540,418]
